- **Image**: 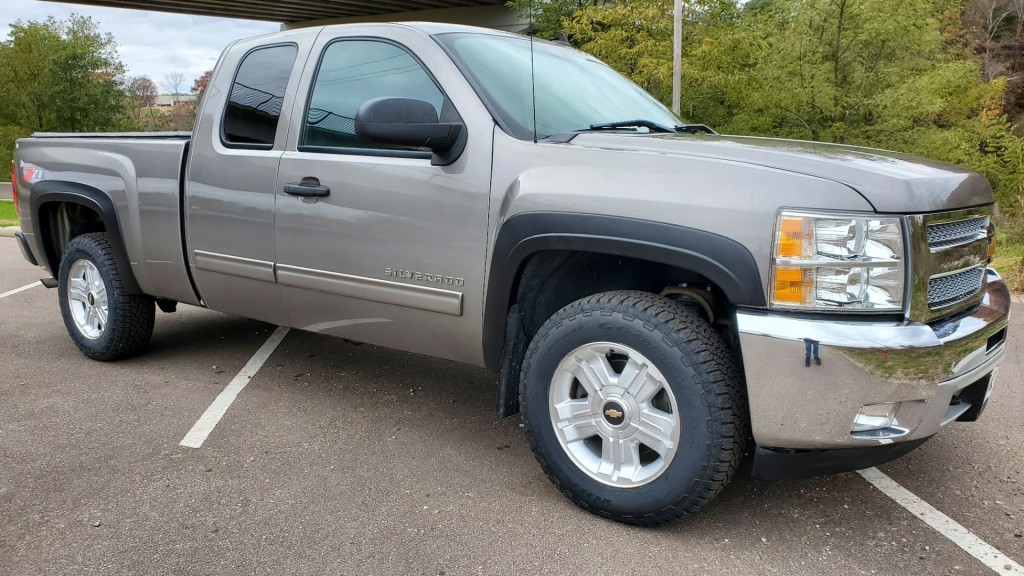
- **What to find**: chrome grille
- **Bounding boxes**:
[908,206,993,321]
[928,265,985,309]
[926,216,989,249]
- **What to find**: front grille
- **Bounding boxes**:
[909,207,993,321]
[927,216,989,249]
[928,265,985,309]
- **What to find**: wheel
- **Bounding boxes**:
[58,232,155,361]
[520,290,746,525]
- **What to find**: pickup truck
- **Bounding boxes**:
[11,22,1011,525]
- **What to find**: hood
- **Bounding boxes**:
[565,133,992,213]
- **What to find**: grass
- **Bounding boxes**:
[0,200,17,227]
[993,214,1024,293]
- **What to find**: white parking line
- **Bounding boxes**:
[180,326,290,448]
[859,467,1023,574]
[0,282,38,299]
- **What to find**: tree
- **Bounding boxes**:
[507,0,612,39]
[164,71,185,104]
[125,75,158,123]
[192,70,213,99]
[965,0,1020,80]
[0,15,130,160]
[962,0,1024,122]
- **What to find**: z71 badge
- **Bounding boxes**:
[385,268,465,287]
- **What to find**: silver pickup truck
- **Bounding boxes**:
[11,22,1011,525]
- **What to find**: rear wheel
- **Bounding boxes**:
[520,290,746,525]
[58,233,155,361]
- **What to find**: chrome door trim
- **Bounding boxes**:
[193,250,276,283]
[276,264,463,316]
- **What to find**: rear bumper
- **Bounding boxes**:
[14,231,38,266]
[737,268,1010,451]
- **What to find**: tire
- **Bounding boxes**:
[520,290,746,525]
[58,232,155,361]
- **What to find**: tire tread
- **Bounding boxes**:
[519,290,748,526]
[59,232,154,361]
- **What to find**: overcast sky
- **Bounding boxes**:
[0,0,280,93]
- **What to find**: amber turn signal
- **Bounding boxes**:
[773,266,811,304]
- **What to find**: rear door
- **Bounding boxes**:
[185,30,316,324]
[274,26,494,365]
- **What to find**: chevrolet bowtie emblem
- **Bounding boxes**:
[604,408,623,419]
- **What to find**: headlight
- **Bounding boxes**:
[771,211,905,311]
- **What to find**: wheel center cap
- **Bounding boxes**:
[602,401,627,426]
[87,293,95,306]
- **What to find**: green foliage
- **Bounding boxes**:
[563,0,675,101]
[0,15,131,161]
[507,0,613,39]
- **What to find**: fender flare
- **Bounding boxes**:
[30,180,142,294]
[483,212,766,370]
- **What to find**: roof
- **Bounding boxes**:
[37,0,508,23]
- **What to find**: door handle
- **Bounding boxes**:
[284,178,330,197]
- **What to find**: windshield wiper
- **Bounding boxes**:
[675,123,717,135]
[543,119,712,143]
[586,120,675,133]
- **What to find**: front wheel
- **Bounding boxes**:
[58,233,155,361]
[520,291,746,525]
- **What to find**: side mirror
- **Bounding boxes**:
[354,97,466,166]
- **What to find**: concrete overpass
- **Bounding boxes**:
[39,0,526,30]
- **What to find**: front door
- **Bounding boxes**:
[274,34,492,364]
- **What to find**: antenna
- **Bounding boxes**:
[529,0,537,143]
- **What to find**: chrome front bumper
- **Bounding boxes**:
[737,268,1010,450]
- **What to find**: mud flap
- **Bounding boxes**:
[497,305,526,417]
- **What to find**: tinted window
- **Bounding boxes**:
[223,44,298,147]
[301,40,450,152]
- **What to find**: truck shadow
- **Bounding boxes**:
[143,309,276,362]
[138,313,936,534]
[239,325,888,530]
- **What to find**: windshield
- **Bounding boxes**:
[435,32,682,140]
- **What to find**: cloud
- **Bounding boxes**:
[0,0,280,91]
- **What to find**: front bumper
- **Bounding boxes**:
[737,268,1010,452]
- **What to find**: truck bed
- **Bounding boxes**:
[15,132,199,306]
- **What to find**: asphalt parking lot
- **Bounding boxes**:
[1,235,1023,576]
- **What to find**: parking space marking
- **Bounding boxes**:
[180,326,290,448]
[859,467,1023,574]
[0,282,38,299]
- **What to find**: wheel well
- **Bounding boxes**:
[513,251,735,343]
[494,250,745,418]
[37,201,106,273]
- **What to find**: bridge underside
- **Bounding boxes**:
[39,0,509,23]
